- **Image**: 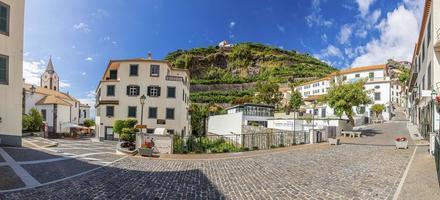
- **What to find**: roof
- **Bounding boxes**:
[226,103,275,110]
[332,64,386,76]
[414,0,432,56]
[36,95,72,106]
[24,83,79,103]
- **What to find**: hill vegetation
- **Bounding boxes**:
[165,42,337,104]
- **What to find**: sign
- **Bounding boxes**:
[157,119,166,125]
[136,124,147,129]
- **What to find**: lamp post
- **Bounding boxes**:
[139,95,147,134]
[30,85,36,95]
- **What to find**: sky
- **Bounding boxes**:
[23,0,425,113]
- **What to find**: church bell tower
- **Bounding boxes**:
[40,57,60,91]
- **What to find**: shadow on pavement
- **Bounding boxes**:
[0,146,225,199]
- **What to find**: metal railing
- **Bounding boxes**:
[434,135,440,183]
[173,131,311,154]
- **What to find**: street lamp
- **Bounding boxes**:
[30,85,36,95]
[139,94,147,134]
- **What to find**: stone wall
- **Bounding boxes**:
[241,125,308,150]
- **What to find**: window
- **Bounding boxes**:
[83,110,87,118]
[128,106,137,118]
[374,92,381,101]
[355,74,360,78]
[167,129,175,134]
[427,17,431,44]
[106,106,114,117]
[147,129,155,133]
[41,109,47,121]
[150,65,160,77]
[107,85,115,96]
[109,70,117,80]
[166,108,175,119]
[148,107,157,119]
[374,85,380,89]
[369,72,374,78]
[129,64,138,76]
[182,90,185,101]
[0,55,8,84]
[126,85,140,96]
[0,2,9,35]
[147,86,161,97]
[313,109,318,116]
[342,76,347,81]
[167,87,176,98]
[321,108,326,118]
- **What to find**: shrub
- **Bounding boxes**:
[252,146,259,150]
[279,144,285,148]
[22,114,32,131]
[223,148,230,153]
[83,119,95,127]
[270,145,277,149]
[242,147,250,151]
[119,128,136,143]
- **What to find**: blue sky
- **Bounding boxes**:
[23,0,424,107]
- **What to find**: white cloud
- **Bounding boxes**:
[91,9,109,18]
[276,24,285,32]
[338,24,353,45]
[23,52,30,57]
[318,44,344,59]
[356,0,376,17]
[85,57,93,61]
[103,36,111,41]
[59,81,71,88]
[73,22,91,33]
[355,29,368,38]
[305,0,333,28]
[321,34,328,42]
[229,21,236,29]
[23,59,71,89]
[351,5,419,67]
[23,60,46,86]
[81,72,87,76]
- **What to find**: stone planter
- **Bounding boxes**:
[138,148,153,157]
[328,138,340,145]
[116,142,137,155]
[395,141,408,149]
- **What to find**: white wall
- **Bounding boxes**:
[0,0,25,146]
[208,112,243,136]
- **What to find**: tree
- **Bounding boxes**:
[255,80,283,107]
[83,119,95,128]
[370,104,385,120]
[286,90,303,132]
[113,119,138,147]
[321,80,372,126]
[23,108,43,131]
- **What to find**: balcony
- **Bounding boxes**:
[166,75,184,83]
[435,28,440,51]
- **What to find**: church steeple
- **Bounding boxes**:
[45,57,55,74]
[40,57,60,91]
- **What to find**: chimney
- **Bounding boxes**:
[147,52,152,60]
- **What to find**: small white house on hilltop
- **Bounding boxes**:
[218,40,234,49]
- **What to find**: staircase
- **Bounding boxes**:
[391,105,408,121]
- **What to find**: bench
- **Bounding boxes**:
[341,131,362,138]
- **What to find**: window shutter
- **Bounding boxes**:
[157,87,161,96]
[147,86,151,96]
[136,86,140,95]
[126,86,130,95]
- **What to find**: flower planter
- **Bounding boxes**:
[328,138,340,145]
[138,148,153,157]
[395,141,408,149]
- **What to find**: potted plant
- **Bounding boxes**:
[395,137,408,149]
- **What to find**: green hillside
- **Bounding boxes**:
[164,42,337,103]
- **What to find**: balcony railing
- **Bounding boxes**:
[166,75,184,82]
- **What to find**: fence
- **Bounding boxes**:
[173,131,315,154]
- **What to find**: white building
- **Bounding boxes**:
[407,0,440,138]
[208,104,274,135]
[95,54,191,141]
[23,58,91,135]
[294,64,393,122]
[0,0,24,146]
